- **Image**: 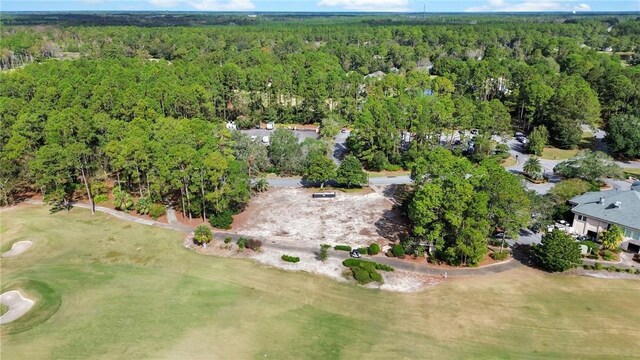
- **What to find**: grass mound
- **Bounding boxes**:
[1,279,62,335]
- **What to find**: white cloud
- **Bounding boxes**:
[466,0,591,12]
[317,0,410,12]
[147,0,255,10]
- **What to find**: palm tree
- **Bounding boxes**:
[523,156,543,180]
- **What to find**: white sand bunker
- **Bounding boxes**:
[2,241,33,258]
[0,290,35,324]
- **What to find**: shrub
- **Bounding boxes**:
[91,182,109,195]
[602,250,616,261]
[94,194,108,204]
[318,244,330,262]
[209,211,233,229]
[358,247,369,255]
[224,237,233,244]
[352,266,373,284]
[113,187,133,211]
[342,259,394,272]
[193,225,213,245]
[583,265,590,270]
[148,204,166,220]
[236,237,248,249]
[135,196,152,215]
[246,239,262,251]
[334,245,352,252]
[594,262,603,270]
[368,243,381,255]
[392,244,405,258]
[491,251,509,261]
[369,271,383,283]
[281,254,300,263]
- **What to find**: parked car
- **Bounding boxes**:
[350,249,361,258]
[341,128,347,133]
[470,129,479,135]
[262,136,269,143]
[255,123,261,129]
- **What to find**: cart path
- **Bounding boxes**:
[23,200,533,277]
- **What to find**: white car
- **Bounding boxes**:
[262,136,269,143]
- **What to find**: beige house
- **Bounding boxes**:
[569,182,640,253]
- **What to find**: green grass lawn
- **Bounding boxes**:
[541,147,580,160]
[624,167,640,177]
[2,206,639,359]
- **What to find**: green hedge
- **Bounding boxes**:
[281,254,300,263]
[392,243,405,257]
[342,259,394,272]
[368,243,380,255]
[334,245,352,251]
[358,247,369,255]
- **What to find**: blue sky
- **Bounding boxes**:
[2,0,638,13]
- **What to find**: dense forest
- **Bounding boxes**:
[1,13,639,263]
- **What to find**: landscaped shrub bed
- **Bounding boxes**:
[334,245,352,251]
[342,259,393,285]
[281,254,300,263]
[358,247,369,255]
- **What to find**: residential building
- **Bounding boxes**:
[569,182,640,253]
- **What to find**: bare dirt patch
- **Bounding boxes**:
[234,187,408,248]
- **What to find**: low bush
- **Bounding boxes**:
[358,247,369,255]
[209,211,233,229]
[93,194,108,204]
[148,204,166,220]
[246,239,262,251]
[193,225,213,245]
[615,267,622,272]
[392,244,405,258]
[318,244,330,262]
[342,259,394,272]
[281,254,300,263]
[334,245,352,252]
[352,266,373,284]
[236,237,248,249]
[368,243,381,255]
[594,262,603,270]
[583,265,590,270]
[135,196,152,215]
[606,266,615,272]
[224,237,232,244]
[602,250,616,261]
[491,250,509,261]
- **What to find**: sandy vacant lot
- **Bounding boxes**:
[234,187,407,248]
